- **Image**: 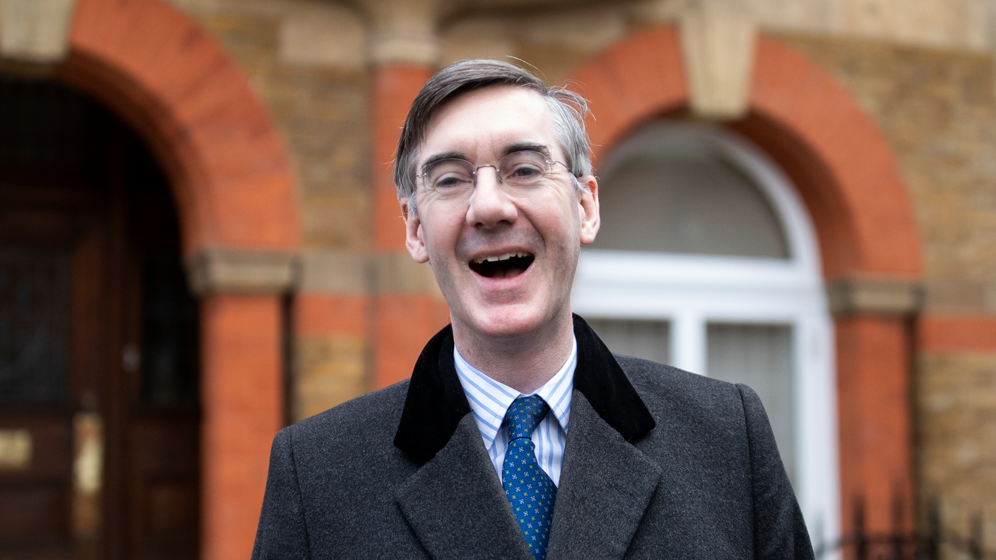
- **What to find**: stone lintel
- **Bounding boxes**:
[679,0,756,120]
[363,0,440,66]
[186,248,298,295]
[297,250,442,298]
[278,4,365,69]
[368,30,441,67]
[827,277,923,317]
[0,0,77,63]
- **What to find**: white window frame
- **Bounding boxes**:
[572,123,840,548]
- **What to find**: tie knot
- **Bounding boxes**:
[505,395,550,441]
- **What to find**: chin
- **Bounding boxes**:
[466,302,563,342]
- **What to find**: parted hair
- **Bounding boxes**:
[394,59,593,216]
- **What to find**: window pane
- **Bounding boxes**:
[586,319,670,365]
[0,246,71,404]
[707,323,794,484]
[590,122,789,259]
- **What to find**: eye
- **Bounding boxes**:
[501,152,548,185]
[500,150,547,186]
[434,172,473,189]
[424,159,474,190]
[506,163,543,181]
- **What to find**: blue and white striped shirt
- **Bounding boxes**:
[453,337,576,487]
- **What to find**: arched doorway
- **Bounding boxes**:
[0,77,199,558]
[0,0,302,557]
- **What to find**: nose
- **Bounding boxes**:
[466,165,517,228]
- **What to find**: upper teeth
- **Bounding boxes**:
[473,252,529,264]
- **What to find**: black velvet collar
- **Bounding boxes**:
[394,314,657,465]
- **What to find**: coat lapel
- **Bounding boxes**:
[392,317,660,560]
[395,414,533,560]
[546,392,663,560]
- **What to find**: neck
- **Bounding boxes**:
[452,313,574,394]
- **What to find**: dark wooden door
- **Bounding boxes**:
[0,173,106,559]
[0,78,200,559]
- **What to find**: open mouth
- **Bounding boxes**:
[469,251,535,279]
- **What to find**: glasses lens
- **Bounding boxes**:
[499,151,550,187]
[424,159,474,192]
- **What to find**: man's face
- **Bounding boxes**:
[402,86,599,344]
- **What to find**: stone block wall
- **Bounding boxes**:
[780,34,996,537]
[169,0,374,421]
[916,352,996,544]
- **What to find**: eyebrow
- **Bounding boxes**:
[501,143,552,158]
[421,151,467,172]
[420,143,555,172]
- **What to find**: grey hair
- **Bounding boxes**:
[394,59,593,216]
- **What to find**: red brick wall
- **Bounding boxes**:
[836,318,915,533]
[918,316,996,352]
[747,36,921,279]
[373,65,433,251]
[201,296,283,560]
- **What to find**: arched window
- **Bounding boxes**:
[573,121,839,543]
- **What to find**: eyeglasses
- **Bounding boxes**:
[416,150,573,200]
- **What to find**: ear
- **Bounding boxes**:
[402,198,429,263]
[578,175,600,245]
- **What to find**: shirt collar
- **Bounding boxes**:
[393,315,656,466]
[454,337,576,447]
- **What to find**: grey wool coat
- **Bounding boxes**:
[252,315,814,559]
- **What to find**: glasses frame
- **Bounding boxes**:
[416,150,574,193]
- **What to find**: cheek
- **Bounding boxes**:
[421,216,461,262]
[537,215,581,263]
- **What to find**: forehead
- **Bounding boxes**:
[420,86,556,161]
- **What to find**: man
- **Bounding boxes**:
[252,59,813,559]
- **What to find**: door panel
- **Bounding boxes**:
[0,197,100,559]
[0,417,73,551]
[0,246,72,405]
[130,417,199,559]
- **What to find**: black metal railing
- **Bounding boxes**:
[815,496,991,560]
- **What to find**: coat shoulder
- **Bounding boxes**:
[610,354,757,488]
[612,354,814,559]
[255,381,438,558]
[612,354,744,416]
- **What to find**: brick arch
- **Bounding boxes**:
[54,0,300,254]
[567,26,921,539]
[568,26,921,279]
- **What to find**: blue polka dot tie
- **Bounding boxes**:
[503,395,556,560]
